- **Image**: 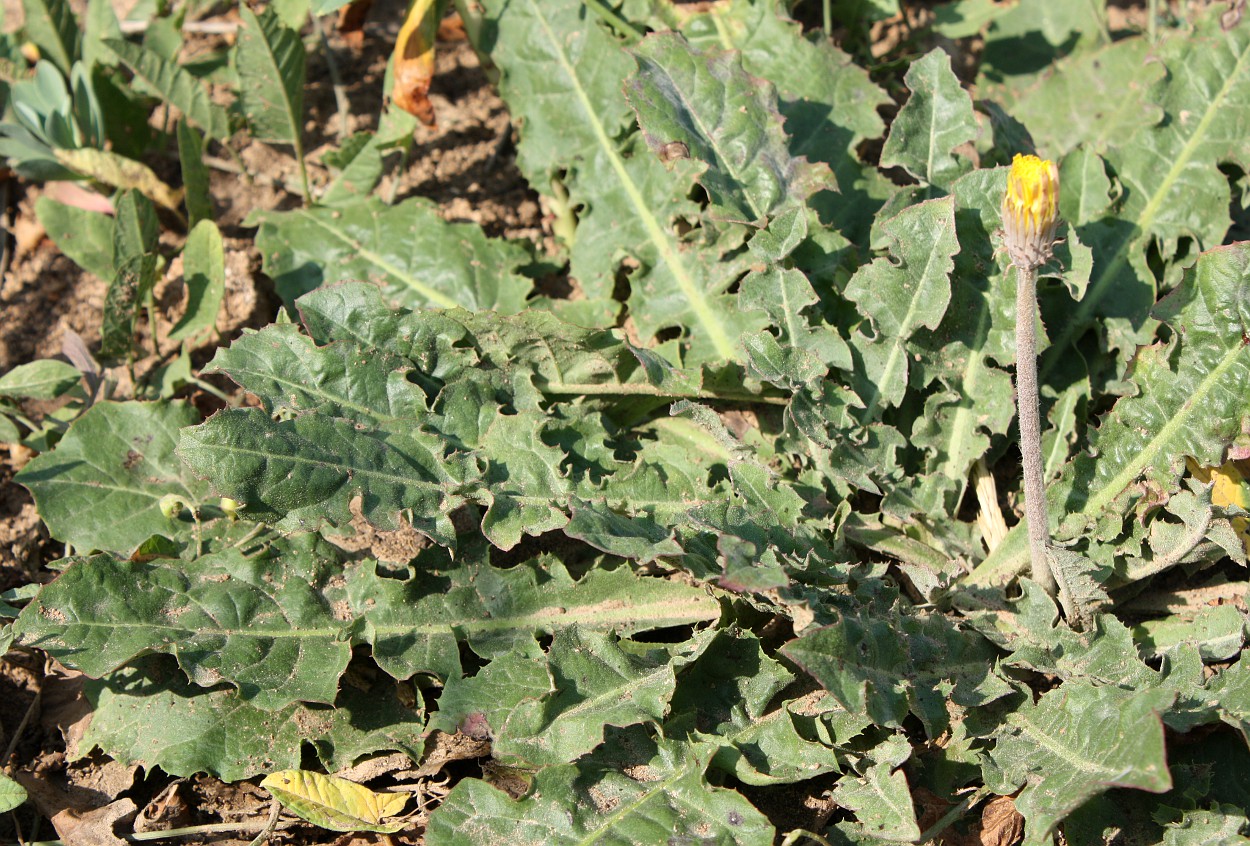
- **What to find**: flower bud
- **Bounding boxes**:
[1002,153,1060,270]
[159,494,188,519]
[219,497,241,519]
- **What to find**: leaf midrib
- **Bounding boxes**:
[526,0,736,361]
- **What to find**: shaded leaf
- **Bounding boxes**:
[80,661,424,782]
[168,220,225,342]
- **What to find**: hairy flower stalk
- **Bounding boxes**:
[1002,154,1060,596]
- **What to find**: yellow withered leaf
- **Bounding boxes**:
[260,769,408,833]
[391,0,440,126]
[53,148,184,216]
[1186,458,1250,552]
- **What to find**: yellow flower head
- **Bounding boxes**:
[1002,153,1060,270]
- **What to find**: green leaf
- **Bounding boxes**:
[15,539,355,710]
[105,38,231,140]
[0,359,80,399]
[783,609,1011,736]
[676,0,889,242]
[177,120,213,226]
[15,401,209,553]
[425,735,775,846]
[436,628,689,768]
[982,681,1174,844]
[101,190,160,359]
[843,196,958,420]
[1133,605,1247,663]
[35,196,116,281]
[0,772,26,814]
[167,220,225,342]
[1040,12,1250,377]
[626,31,830,222]
[235,6,305,146]
[1161,806,1250,846]
[984,38,1164,159]
[82,0,123,71]
[931,0,1012,38]
[80,660,424,782]
[21,0,79,73]
[830,760,921,843]
[350,558,720,682]
[1110,12,1250,253]
[879,48,977,190]
[183,284,778,551]
[475,0,750,362]
[971,242,1250,584]
[248,197,533,309]
[261,770,407,833]
[319,131,385,206]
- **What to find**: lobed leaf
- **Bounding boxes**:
[982,680,1174,844]
[878,49,977,190]
[15,538,355,710]
[425,734,775,846]
[626,31,830,222]
[80,660,424,782]
[249,198,533,310]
